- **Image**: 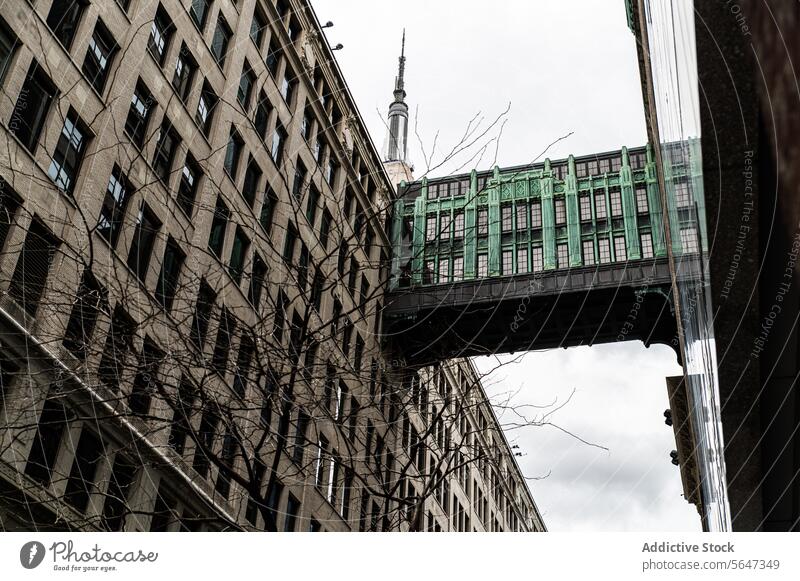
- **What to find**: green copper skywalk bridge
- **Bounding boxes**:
[385,143,704,363]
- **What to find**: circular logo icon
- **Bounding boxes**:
[20,541,46,569]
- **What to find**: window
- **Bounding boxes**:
[266,37,281,77]
[237,62,256,109]
[47,109,90,196]
[594,192,607,220]
[211,17,232,67]
[314,137,326,164]
[63,270,106,360]
[208,198,229,256]
[477,253,488,277]
[557,243,569,268]
[271,122,287,166]
[25,398,67,486]
[453,211,465,238]
[241,157,262,207]
[587,160,599,176]
[641,232,654,258]
[532,246,544,272]
[62,429,104,513]
[148,5,174,65]
[292,409,310,464]
[319,209,332,248]
[97,306,135,389]
[292,161,306,200]
[212,309,236,373]
[260,185,278,235]
[636,186,649,214]
[0,18,18,85]
[82,20,117,93]
[501,205,513,232]
[501,249,513,275]
[125,80,155,148]
[172,43,197,102]
[575,162,587,178]
[127,205,161,281]
[280,68,296,105]
[675,181,691,208]
[250,7,267,47]
[283,494,300,532]
[8,220,59,317]
[680,227,699,253]
[248,254,267,308]
[300,106,313,141]
[192,404,219,477]
[152,121,181,183]
[582,240,595,265]
[439,212,451,240]
[224,129,244,178]
[102,454,138,531]
[579,194,591,221]
[453,256,464,281]
[196,81,218,136]
[614,236,627,261]
[526,202,541,230]
[609,189,623,217]
[190,280,216,348]
[46,0,87,50]
[233,334,255,397]
[598,238,611,263]
[438,258,450,283]
[306,185,320,225]
[477,208,488,235]
[516,203,528,229]
[599,158,610,174]
[325,156,338,187]
[177,153,202,216]
[189,0,210,30]
[630,151,647,170]
[610,156,622,172]
[254,92,272,138]
[284,223,298,264]
[10,63,58,152]
[129,339,163,415]
[517,248,528,274]
[554,199,566,225]
[229,226,250,285]
[155,237,185,311]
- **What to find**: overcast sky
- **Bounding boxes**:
[311,0,700,531]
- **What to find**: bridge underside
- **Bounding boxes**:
[386,258,680,364]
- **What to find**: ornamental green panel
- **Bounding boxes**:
[464,169,478,278]
[541,175,556,270]
[564,159,581,266]
[619,147,641,260]
[390,197,405,290]
[644,145,667,257]
[411,179,427,285]
[488,171,501,276]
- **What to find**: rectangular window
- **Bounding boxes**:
[171,43,197,102]
[250,7,267,46]
[641,232,654,258]
[610,156,622,172]
[425,215,436,242]
[97,165,131,245]
[224,128,244,179]
[453,211,465,238]
[127,205,161,281]
[190,280,216,348]
[609,189,623,217]
[177,153,202,216]
[594,192,607,220]
[599,158,610,174]
[196,81,218,136]
[556,243,569,268]
[438,258,449,283]
[306,185,320,225]
[48,109,90,196]
[208,197,229,256]
[517,247,528,273]
[97,306,135,389]
[266,37,282,77]
[325,156,338,187]
[192,404,219,478]
[283,223,298,264]
[530,201,542,228]
[189,0,210,30]
[635,186,649,213]
[260,185,278,235]
[11,63,58,152]
[680,227,699,253]
[25,398,67,486]
[554,199,566,225]
[532,246,544,272]
[0,18,18,86]
[63,270,106,360]
[152,120,181,183]
[241,157,262,207]
[271,122,287,166]
[280,68,296,105]
[614,236,627,261]
[129,339,163,415]
[211,309,235,373]
[477,253,488,277]
[598,238,611,263]
[501,249,513,274]
[579,194,592,221]
[516,202,528,229]
[228,226,250,285]
[237,62,256,109]
[582,240,595,266]
[155,237,185,311]
[477,208,488,235]
[292,161,306,200]
[82,19,117,93]
[575,162,587,178]
[233,334,255,397]
[248,253,267,308]
[439,212,451,240]
[211,17,232,67]
[675,181,691,208]
[46,0,87,50]
[587,160,599,176]
[452,256,464,281]
[101,454,137,531]
[8,220,59,316]
[125,80,154,148]
[253,93,273,140]
[319,208,332,248]
[63,429,102,513]
[501,205,513,232]
[148,5,174,65]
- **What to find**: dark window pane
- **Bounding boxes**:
[148,5,174,65]
[152,120,181,183]
[208,197,229,256]
[8,220,59,317]
[10,63,57,152]
[210,17,231,67]
[63,270,107,360]
[97,165,131,245]
[46,0,87,50]
[47,108,90,196]
[126,205,161,281]
[25,397,68,486]
[177,153,201,216]
[125,80,154,148]
[155,237,185,311]
[171,43,197,101]
[82,20,117,93]
[189,280,216,349]
[63,429,103,513]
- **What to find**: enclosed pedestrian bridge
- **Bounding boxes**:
[385,143,704,363]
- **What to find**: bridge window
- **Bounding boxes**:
[636,187,649,213]
[453,256,464,281]
[501,250,513,274]
[532,247,543,272]
[554,199,566,225]
[556,244,569,268]
[614,236,627,261]
[440,213,451,240]
[477,254,488,277]
[582,240,596,265]
[552,165,567,180]
[438,258,450,283]
[425,215,436,241]
[477,208,488,235]
[453,211,465,238]
[575,162,587,178]
[599,159,611,174]
[501,205,513,232]
[587,160,599,176]
[515,203,527,229]
[610,156,622,172]
[579,195,592,221]
[674,181,691,207]
[594,192,607,220]
[609,189,623,217]
[630,151,647,170]
[427,183,438,199]
[517,248,528,274]
[424,260,435,284]
[641,233,654,258]
[530,202,542,228]
[598,238,611,263]
[680,228,699,253]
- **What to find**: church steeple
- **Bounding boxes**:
[386,30,409,163]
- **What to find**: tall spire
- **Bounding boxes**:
[386,30,409,163]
